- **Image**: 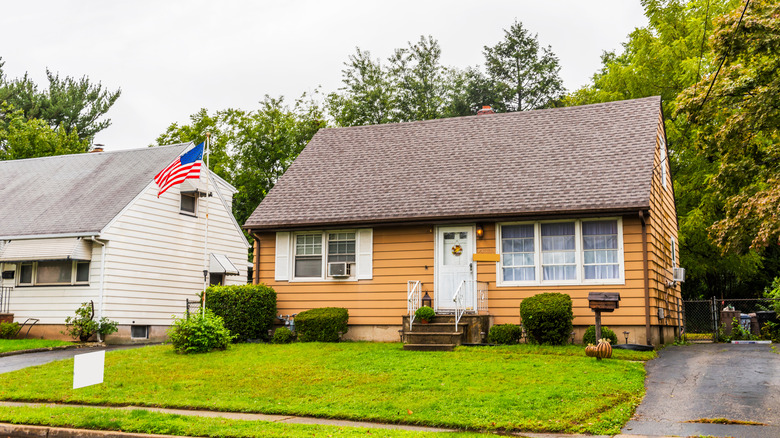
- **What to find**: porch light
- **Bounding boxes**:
[422,291,432,308]
[476,224,484,239]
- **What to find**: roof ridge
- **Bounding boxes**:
[321,96,661,132]
[0,142,192,165]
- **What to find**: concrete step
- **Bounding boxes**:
[408,322,468,333]
[403,344,456,352]
[405,332,463,345]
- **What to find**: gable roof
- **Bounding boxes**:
[245,97,662,231]
[0,144,191,239]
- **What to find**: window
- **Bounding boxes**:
[180,192,197,215]
[295,233,322,278]
[501,224,535,282]
[131,325,149,339]
[541,222,576,281]
[582,221,619,280]
[16,261,90,286]
[498,219,623,286]
[659,133,668,190]
[327,232,356,263]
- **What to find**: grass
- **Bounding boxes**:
[0,339,72,354]
[0,405,490,437]
[0,342,653,435]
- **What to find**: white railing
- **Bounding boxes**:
[453,280,466,332]
[407,280,421,329]
[477,281,488,314]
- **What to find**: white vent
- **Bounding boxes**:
[328,262,350,278]
[673,267,686,283]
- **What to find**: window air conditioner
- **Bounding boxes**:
[673,267,686,283]
[328,262,350,278]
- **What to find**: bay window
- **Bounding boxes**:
[16,260,91,286]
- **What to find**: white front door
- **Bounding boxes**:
[435,226,475,312]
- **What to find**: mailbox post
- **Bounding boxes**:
[588,292,620,359]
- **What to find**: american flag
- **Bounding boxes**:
[154,142,204,197]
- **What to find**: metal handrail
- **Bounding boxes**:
[407,280,421,329]
[476,281,488,314]
[453,280,465,332]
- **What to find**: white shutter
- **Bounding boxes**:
[274,232,290,281]
[356,228,373,280]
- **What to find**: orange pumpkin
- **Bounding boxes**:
[585,343,597,357]
[595,338,612,359]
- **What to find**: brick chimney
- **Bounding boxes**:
[90,144,105,153]
[477,105,495,115]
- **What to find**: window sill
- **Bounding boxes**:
[288,277,360,283]
[496,280,625,287]
[14,284,91,288]
[179,211,197,218]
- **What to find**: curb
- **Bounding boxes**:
[0,344,105,358]
[0,423,183,438]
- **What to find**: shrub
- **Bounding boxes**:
[582,325,619,345]
[487,324,522,345]
[168,309,235,354]
[0,322,19,339]
[520,293,573,345]
[414,306,435,322]
[203,284,277,342]
[62,302,118,342]
[296,307,349,342]
[272,326,295,344]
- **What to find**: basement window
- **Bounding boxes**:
[131,325,149,339]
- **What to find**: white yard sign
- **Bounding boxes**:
[73,350,105,389]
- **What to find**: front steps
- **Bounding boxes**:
[401,314,490,351]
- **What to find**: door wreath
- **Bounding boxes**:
[451,244,463,256]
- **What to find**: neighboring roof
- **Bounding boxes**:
[245,97,662,231]
[0,144,190,239]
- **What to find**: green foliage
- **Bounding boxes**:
[760,322,780,343]
[295,307,349,342]
[61,302,118,342]
[520,293,574,345]
[765,277,780,314]
[483,20,564,111]
[487,324,522,345]
[0,322,19,339]
[0,57,120,144]
[0,102,89,160]
[387,35,448,121]
[271,326,295,344]
[582,326,619,345]
[414,306,435,322]
[168,309,235,354]
[203,284,277,342]
[729,317,757,341]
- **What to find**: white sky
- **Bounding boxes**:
[0,1,648,150]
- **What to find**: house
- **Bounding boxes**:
[244,97,682,346]
[0,144,249,342]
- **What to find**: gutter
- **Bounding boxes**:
[0,232,98,241]
[86,236,107,342]
[639,211,652,345]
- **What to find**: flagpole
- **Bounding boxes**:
[202,133,211,315]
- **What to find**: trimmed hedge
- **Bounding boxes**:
[203,284,277,342]
[520,292,574,345]
[414,306,435,322]
[295,307,349,342]
[487,324,522,345]
[0,322,19,339]
[272,326,295,344]
[582,325,618,345]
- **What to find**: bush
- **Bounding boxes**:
[272,326,295,344]
[296,307,349,342]
[414,306,435,322]
[0,322,19,339]
[487,324,522,345]
[520,293,574,345]
[62,302,118,341]
[204,284,277,342]
[582,325,619,345]
[168,309,235,354]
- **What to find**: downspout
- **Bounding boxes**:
[252,233,260,285]
[88,237,107,343]
[639,211,652,346]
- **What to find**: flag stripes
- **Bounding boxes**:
[154,143,204,197]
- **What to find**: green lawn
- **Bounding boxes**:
[0,342,654,435]
[0,339,72,354]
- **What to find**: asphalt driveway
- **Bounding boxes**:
[0,344,148,374]
[623,343,780,437]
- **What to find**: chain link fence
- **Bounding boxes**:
[683,297,780,342]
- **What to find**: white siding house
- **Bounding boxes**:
[0,144,249,343]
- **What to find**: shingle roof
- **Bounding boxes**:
[0,144,191,238]
[245,97,662,230]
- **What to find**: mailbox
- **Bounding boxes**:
[588,292,620,312]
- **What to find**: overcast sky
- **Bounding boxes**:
[1,1,648,151]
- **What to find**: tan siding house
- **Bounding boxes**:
[245,97,682,346]
[0,144,249,342]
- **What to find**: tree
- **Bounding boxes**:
[0,102,89,160]
[0,57,120,144]
[326,48,393,126]
[483,20,564,111]
[676,0,780,254]
[387,35,448,121]
[443,66,506,117]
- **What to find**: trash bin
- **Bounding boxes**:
[740,314,751,332]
